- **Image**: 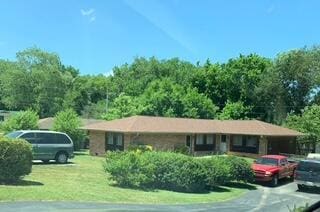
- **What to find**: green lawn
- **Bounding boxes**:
[0,152,254,204]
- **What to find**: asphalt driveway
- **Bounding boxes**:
[0,181,319,212]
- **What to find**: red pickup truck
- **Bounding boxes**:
[251,155,297,186]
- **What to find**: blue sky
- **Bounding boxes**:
[0,0,319,75]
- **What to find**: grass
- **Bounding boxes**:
[0,152,253,204]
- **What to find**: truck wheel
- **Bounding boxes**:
[289,170,295,181]
[56,152,68,164]
[271,175,279,187]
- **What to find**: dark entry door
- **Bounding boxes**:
[267,140,279,154]
[105,132,124,151]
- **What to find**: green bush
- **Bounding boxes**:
[105,152,253,192]
[144,151,206,192]
[0,137,33,183]
[173,144,190,155]
[1,110,38,133]
[127,144,153,153]
[53,109,85,151]
[105,151,206,192]
[105,151,155,188]
[202,156,232,187]
[222,156,254,183]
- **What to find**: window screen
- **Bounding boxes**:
[233,136,243,146]
[196,135,204,145]
[246,136,258,147]
[206,134,214,144]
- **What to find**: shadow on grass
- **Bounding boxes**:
[224,182,257,190]
[1,180,44,186]
[109,182,230,194]
[74,150,89,156]
[32,161,75,166]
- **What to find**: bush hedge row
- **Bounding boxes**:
[0,137,33,183]
[105,151,253,192]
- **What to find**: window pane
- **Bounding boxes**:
[186,135,191,147]
[107,133,113,144]
[221,135,226,143]
[196,135,204,145]
[20,133,36,144]
[116,134,123,146]
[246,136,258,147]
[233,136,242,146]
[56,134,71,144]
[37,133,55,144]
[206,134,214,144]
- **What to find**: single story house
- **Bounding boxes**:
[38,117,104,130]
[82,115,303,158]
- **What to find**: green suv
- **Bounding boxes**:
[6,130,74,164]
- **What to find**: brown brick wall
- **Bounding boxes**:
[89,131,105,156]
[129,133,186,151]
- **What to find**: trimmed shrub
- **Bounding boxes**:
[0,137,33,183]
[202,156,232,187]
[105,151,206,192]
[144,151,206,192]
[105,151,155,188]
[105,152,254,192]
[224,156,254,183]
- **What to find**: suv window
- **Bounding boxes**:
[37,133,55,144]
[297,161,320,173]
[20,133,37,144]
[55,134,71,144]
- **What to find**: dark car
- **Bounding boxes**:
[295,159,320,190]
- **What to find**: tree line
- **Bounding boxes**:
[1,46,320,124]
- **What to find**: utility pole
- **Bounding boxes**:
[106,90,109,114]
[106,89,114,114]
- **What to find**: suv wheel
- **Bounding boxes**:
[56,152,68,164]
[271,175,279,187]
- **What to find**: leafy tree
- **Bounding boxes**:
[53,109,85,150]
[1,110,39,133]
[285,105,320,153]
[274,47,320,114]
[102,93,144,120]
[222,54,271,105]
[140,79,218,119]
[218,101,251,120]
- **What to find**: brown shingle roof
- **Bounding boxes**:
[81,116,303,136]
[39,117,104,130]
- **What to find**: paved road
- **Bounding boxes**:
[0,181,319,212]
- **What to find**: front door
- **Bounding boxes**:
[267,140,279,154]
[105,132,124,151]
[220,135,227,153]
